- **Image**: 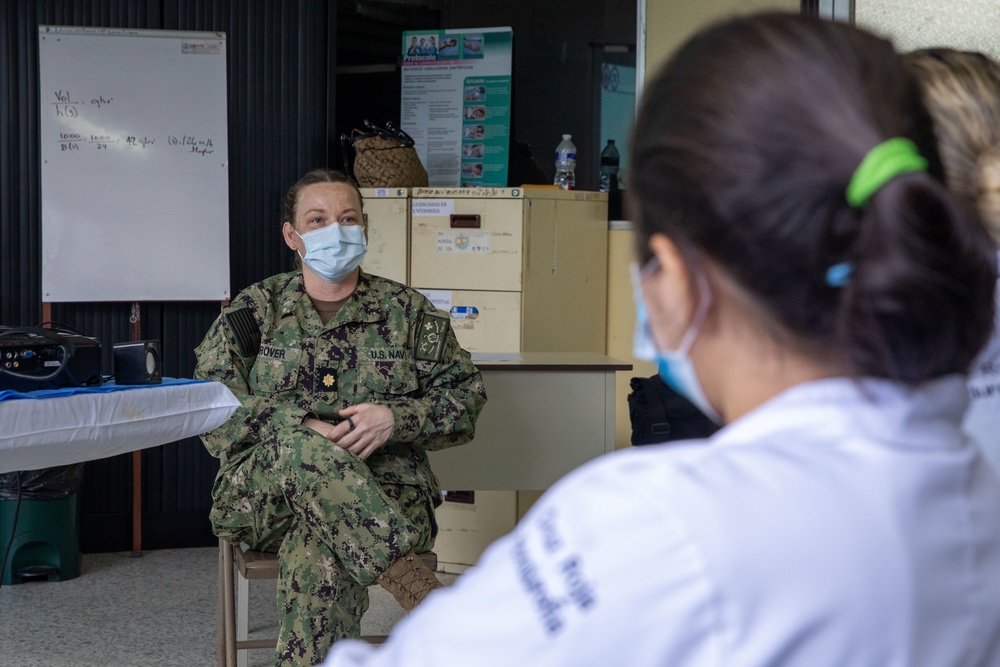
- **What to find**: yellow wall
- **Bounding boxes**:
[607,225,656,449]
[644,0,800,81]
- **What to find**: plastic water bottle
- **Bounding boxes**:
[553,134,577,190]
[598,140,620,193]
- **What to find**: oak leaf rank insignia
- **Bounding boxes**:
[316,368,336,391]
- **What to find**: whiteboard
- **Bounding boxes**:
[38,26,230,302]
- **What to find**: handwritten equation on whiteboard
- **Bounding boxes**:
[48,89,218,156]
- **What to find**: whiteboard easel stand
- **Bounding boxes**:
[38,25,231,557]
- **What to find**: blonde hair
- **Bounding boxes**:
[907,49,1000,242]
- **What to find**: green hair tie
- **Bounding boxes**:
[846,138,928,208]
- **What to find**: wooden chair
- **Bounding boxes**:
[217,538,438,667]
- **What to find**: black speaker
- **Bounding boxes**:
[113,340,162,385]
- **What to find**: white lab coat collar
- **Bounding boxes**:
[713,375,970,452]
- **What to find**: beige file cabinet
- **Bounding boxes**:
[360,187,409,285]
[410,186,609,571]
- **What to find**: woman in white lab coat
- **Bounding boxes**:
[322,13,1000,667]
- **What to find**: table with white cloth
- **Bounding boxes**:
[0,378,240,475]
[0,378,240,555]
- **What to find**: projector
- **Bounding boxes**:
[0,326,103,392]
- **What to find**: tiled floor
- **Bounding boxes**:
[0,547,456,667]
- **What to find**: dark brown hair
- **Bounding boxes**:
[282,168,364,227]
[630,13,996,383]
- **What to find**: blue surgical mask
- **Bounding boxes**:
[296,223,367,283]
[631,261,722,424]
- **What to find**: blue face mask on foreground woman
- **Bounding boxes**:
[630,260,722,424]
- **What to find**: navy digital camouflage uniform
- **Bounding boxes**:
[194,270,486,666]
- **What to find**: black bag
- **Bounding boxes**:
[627,375,720,446]
[0,465,85,500]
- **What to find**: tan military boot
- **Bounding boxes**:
[377,550,444,612]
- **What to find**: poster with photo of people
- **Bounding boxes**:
[401,27,512,187]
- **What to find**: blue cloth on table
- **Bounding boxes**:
[0,377,207,402]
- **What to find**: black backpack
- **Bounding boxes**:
[627,375,720,446]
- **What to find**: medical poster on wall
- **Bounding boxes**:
[401,27,512,187]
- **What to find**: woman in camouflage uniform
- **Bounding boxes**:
[195,168,486,665]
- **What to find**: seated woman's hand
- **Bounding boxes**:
[304,404,395,461]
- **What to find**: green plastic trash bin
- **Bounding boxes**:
[0,493,81,585]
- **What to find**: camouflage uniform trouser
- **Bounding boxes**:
[210,425,437,666]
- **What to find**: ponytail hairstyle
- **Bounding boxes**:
[906,48,1000,243]
[630,13,996,383]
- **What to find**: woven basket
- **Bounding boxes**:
[353,135,428,188]
[342,121,428,188]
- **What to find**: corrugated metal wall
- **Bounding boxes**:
[1,0,335,550]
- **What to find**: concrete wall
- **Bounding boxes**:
[856,0,1000,61]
